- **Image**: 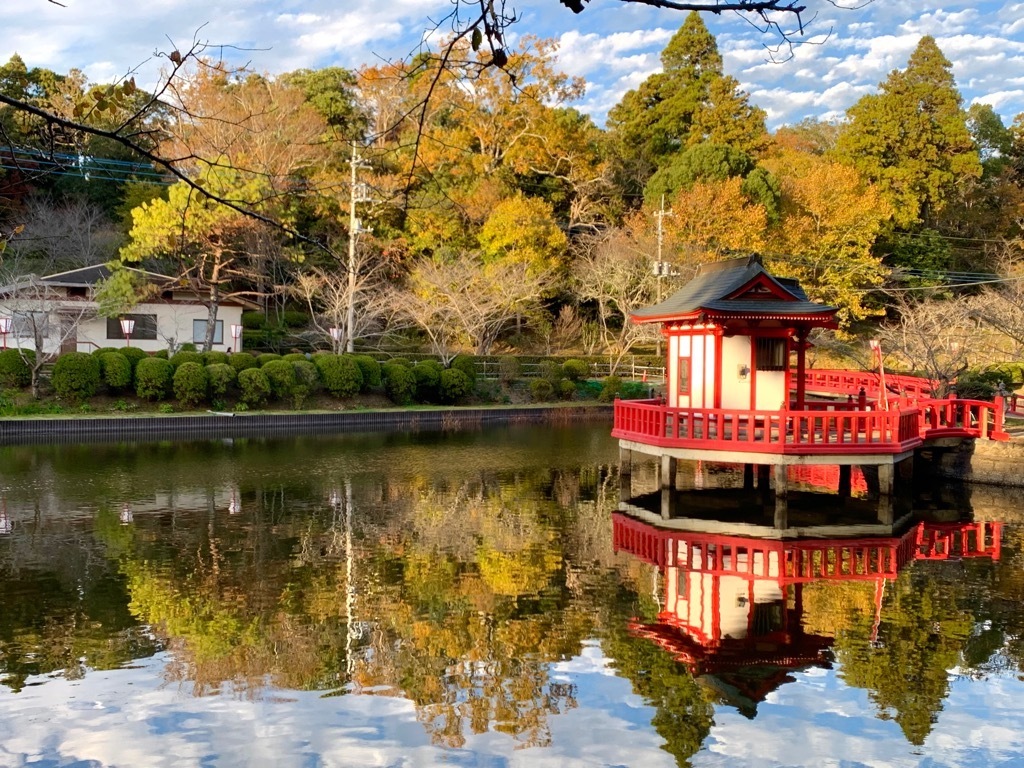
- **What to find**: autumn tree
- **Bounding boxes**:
[833,36,981,229]
[396,252,554,361]
[763,149,890,324]
[119,168,273,350]
[478,194,569,275]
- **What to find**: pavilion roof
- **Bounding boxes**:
[631,254,837,325]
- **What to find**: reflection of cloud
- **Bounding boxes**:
[689,665,1024,767]
[0,645,675,767]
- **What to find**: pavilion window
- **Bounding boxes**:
[755,338,787,371]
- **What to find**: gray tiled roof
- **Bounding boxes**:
[633,254,835,322]
[39,265,174,287]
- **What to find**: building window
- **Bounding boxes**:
[193,319,224,345]
[13,311,49,338]
[755,338,787,371]
[107,314,157,340]
[678,357,691,395]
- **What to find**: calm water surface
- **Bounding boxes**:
[1,423,1023,767]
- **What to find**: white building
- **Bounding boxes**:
[0,265,246,355]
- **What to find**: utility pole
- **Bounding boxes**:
[653,194,674,356]
[346,141,372,354]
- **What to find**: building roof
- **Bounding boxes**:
[632,254,837,325]
[38,264,175,288]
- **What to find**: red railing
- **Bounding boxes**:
[612,399,922,455]
[919,397,1009,441]
[800,369,937,399]
[612,514,1004,582]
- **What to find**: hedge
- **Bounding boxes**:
[314,354,363,398]
[99,352,133,391]
[206,363,237,398]
[238,367,271,407]
[0,349,31,388]
[262,359,297,400]
[382,362,416,405]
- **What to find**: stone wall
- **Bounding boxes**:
[919,437,1024,487]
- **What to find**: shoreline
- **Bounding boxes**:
[0,403,614,445]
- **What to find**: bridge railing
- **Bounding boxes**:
[919,396,1009,441]
[800,369,937,399]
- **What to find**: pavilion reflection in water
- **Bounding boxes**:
[612,500,1002,716]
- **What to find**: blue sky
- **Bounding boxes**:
[3,1,1023,130]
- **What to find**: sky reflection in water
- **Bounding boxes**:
[1,424,1023,767]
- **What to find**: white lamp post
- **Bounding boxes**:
[230,323,243,352]
[0,316,10,350]
[329,327,342,353]
[119,317,135,347]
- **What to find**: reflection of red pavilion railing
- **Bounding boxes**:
[612,513,1002,581]
[614,512,1003,707]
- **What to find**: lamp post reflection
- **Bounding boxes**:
[119,502,133,525]
[0,499,11,535]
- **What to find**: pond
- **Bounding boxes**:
[1,422,1023,767]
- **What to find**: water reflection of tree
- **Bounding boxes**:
[0,505,158,692]
[809,566,976,745]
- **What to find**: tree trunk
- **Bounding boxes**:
[205,283,220,352]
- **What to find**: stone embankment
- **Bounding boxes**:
[921,433,1024,487]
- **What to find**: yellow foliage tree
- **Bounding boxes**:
[662,176,768,258]
[478,194,569,273]
[763,150,891,324]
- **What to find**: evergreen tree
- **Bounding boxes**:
[833,36,980,228]
[606,12,767,204]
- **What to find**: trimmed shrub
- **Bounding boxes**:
[387,357,412,368]
[262,359,297,400]
[257,353,282,367]
[292,360,320,408]
[173,362,209,407]
[238,367,271,407]
[314,354,363,398]
[281,310,309,328]
[450,354,478,385]
[206,363,237,398]
[562,358,590,382]
[52,352,101,402]
[203,351,229,366]
[620,381,648,399]
[439,368,472,403]
[120,346,148,370]
[498,356,521,384]
[169,350,204,369]
[99,352,133,391]
[382,362,416,405]
[178,343,198,353]
[0,349,31,388]
[135,357,174,400]
[353,355,382,389]
[241,311,267,330]
[91,347,121,357]
[413,360,444,402]
[283,353,308,363]
[529,378,555,402]
[228,352,258,373]
[154,349,169,359]
[539,360,564,385]
[598,375,622,403]
[557,379,577,399]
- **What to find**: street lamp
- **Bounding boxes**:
[329,326,342,353]
[119,317,135,347]
[230,323,243,352]
[0,316,10,350]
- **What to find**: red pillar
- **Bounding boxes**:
[795,328,808,410]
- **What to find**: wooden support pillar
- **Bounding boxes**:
[661,486,674,520]
[757,464,771,489]
[660,454,677,490]
[773,464,789,529]
[619,446,632,502]
[838,465,852,498]
[743,463,755,491]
